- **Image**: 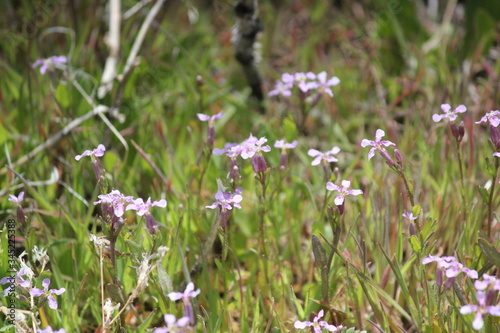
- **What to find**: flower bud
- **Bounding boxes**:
[279,152,288,170]
[458,121,465,140]
[409,223,417,236]
[490,125,500,150]
[379,149,396,167]
[450,122,459,141]
[394,149,403,167]
[251,153,267,173]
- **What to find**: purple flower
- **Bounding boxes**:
[167,282,200,302]
[30,278,66,310]
[1,267,33,294]
[168,282,201,326]
[75,144,106,161]
[432,104,467,123]
[402,211,418,220]
[274,140,298,150]
[196,112,224,123]
[475,110,500,127]
[494,152,500,157]
[460,291,500,330]
[240,135,271,159]
[268,80,293,97]
[422,255,478,289]
[294,310,342,332]
[206,183,242,228]
[154,314,190,333]
[37,327,66,333]
[126,197,167,234]
[307,147,340,166]
[474,274,500,291]
[326,180,363,205]
[307,71,340,97]
[361,129,396,161]
[94,190,134,218]
[32,56,68,75]
[126,197,167,216]
[8,192,24,205]
[294,72,317,92]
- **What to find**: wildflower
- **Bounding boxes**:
[75,144,106,179]
[474,274,500,291]
[460,291,500,330]
[213,142,244,182]
[94,190,133,219]
[307,71,340,97]
[30,278,66,310]
[8,191,27,224]
[75,144,106,161]
[8,192,24,204]
[326,180,363,206]
[197,112,224,147]
[422,255,478,289]
[476,110,500,127]
[308,147,340,166]
[126,197,167,234]
[274,140,298,169]
[268,80,293,97]
[294,72,316,92]
[402,211,418,220]
[168,282,200,325]
[154,314,190,333]
[37,327,66,333]
[361,129,396,164]
[206,180,242,228]
[294,310,342,332]
[32,56,67,75]
[240,135,271,173]
[1,267,33,294]
[432,104,467,123]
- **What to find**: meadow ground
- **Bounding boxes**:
[0,1,499,332]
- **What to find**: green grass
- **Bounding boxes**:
[0,1,499,332]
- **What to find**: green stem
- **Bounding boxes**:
[487,157,499,237]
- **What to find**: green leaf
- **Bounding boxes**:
[156,263,173,296]
[478,238,500,269]
[55,84,71,108]
[311,234,327,268]
[410,236,421,253]
[412,204,421,217]
[477,185,490,204]
[283,117,298,141]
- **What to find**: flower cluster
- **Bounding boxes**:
[214,134,272,179]
[206,180,243,228]
[460,274,500,330]
[422,255,478,290]
[94,190,167,234]
[269,71,340,97]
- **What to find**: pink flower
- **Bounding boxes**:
[30,278,66,310]
[423,255,478,290]
[402,211,418,220]
[307,71,340,97]
[206,181,242,228]
[460,291,500,330]
[361,129,396,161]
[274,140,298,149]
[474,274,500,291]
[154,314,190,333]
[494,152,500,157]
[475,110,500,127]
[168,282,200,302]
[268,80,293,97]
[432,104,467,122]
[8,192,24,205]
[32,56,67,75]
[126,197,167,234]
[307,147,340,166]
[196,112,224,123]
[94,190,133,218]
[294,310,342,332]
[326,180,363,205]
[75,144,106,161]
